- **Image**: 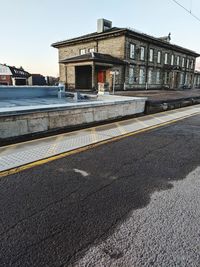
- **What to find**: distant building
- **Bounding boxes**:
[52,19,200,91]
[0,64,12,85]
[0,64,30,85]
[28,74,47,86]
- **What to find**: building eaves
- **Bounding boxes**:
[51,27,126,48]
[124,28,200,57]
[59,52,127,65]
[52,26,200,57]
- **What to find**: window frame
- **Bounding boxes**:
[149,48,154,62]
[140,46,145,61]
[130,43,136,59]
[157,51,161,64]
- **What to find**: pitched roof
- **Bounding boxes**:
[60,52,127,65]
[52,27,200,57]
[8,66,30,78]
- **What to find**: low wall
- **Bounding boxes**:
[0,98,146,139]
[0,86,61,99]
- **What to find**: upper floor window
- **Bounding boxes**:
[186,59,189,68]
[191,60,194,70]
[140,46,145,60]
[164,53,168,64]
[149,49,154,62]
[182,58,185,67]
[89,48,95,53]
[157,51,161,64]
[80,49,86,55]
[177,56,180,66]
[130,44,135,59]
[171,55,174,65]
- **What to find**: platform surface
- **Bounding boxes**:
[0,104,200,172]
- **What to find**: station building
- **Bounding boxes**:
[52,19,200,91]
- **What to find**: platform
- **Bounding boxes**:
[0,104,200,174]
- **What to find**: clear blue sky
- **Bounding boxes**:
[1,0,200,76]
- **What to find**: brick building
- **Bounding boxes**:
[52,19,200,91]
[0,64,12,85]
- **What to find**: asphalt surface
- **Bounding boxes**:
[0,115,200,266]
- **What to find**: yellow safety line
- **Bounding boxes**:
[0,111,199,178]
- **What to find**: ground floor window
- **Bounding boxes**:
[180,73,184,85]
[164,72,170,84]
[129,66,135,84]
[139,67,145,84]
[156,70,160,84]
[148,69,153,84]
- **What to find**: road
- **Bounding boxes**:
[0,114,200,266]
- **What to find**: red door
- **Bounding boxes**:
[98,71,105,83]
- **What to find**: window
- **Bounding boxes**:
[1,75,6,80]
[164,72,170,84]
[148,69,153,84]
[191,60,194,70]
[140,46,145,60]
[156,70,160,84]
[129,66,135,84]
[164,53,168,64]
[130,44,135,59]
[182,58,185,68]
[149,49,154,62]
[157,51,161,64]
[177,56,180,66]
[180,73,184,85]
[80,49,86,55]
[89,48,95,53]
[186,59,189,69]
[139,67,145,84]
[171,55,174,65]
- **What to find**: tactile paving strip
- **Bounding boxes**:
[0,105,200,172]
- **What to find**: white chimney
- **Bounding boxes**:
[97,19,112,33]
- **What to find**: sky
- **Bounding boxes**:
[1,0,200,77]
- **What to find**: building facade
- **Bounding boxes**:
[52,19,200,91]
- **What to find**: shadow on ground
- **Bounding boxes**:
[0,116,200,267]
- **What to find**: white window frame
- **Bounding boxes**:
[157,51,161,64]
[186,59,189,69]
[149,49,154,62]
[130,44,135,59]
[140,46,145,60]
[191,60,194,70]
[129,66,135,84]
[182,58,185,68]
[89,48,95,53]
[156,70,160,84]
[148,69,153,84]
[177,56,180,66]
[80,49,86,55]
[164,53,168,64]
[171,55,174,65]
[139,68,145,84]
